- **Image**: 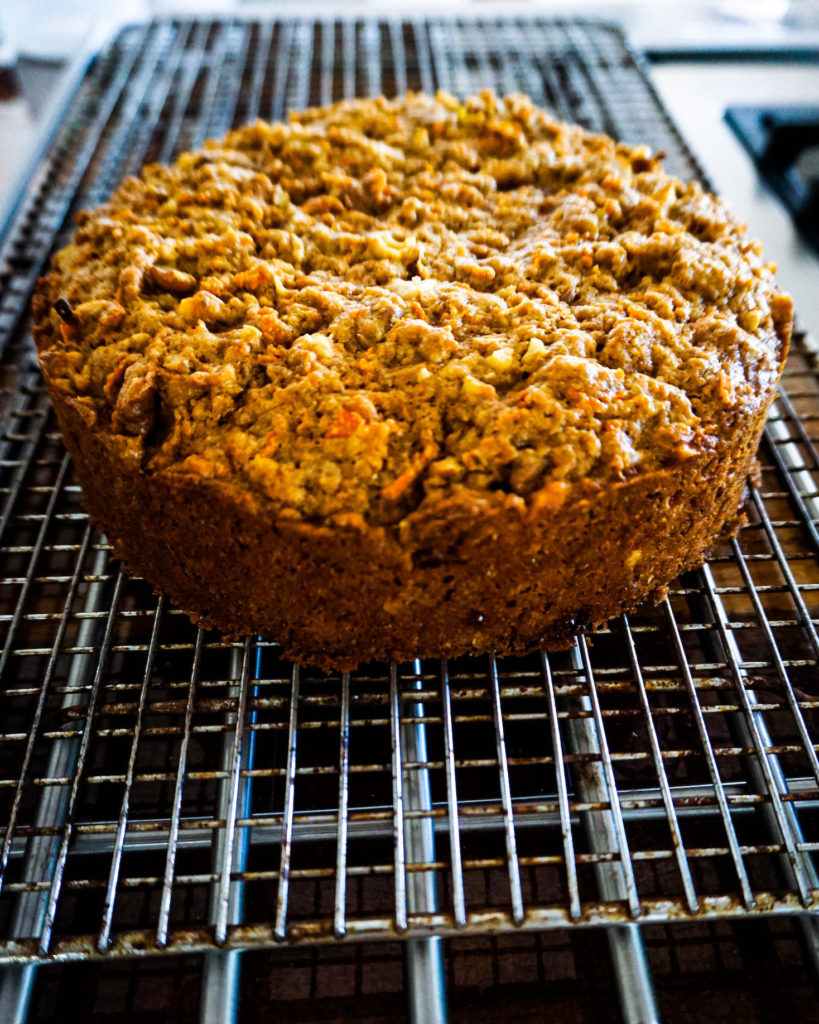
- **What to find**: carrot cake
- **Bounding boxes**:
[32,91,792,669]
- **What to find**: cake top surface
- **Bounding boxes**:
[34,91,790,527]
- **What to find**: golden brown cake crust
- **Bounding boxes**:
[32,91,792,669]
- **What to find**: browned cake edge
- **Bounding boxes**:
[39,345,784,671]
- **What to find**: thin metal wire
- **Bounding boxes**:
[575,637,641,919]
[698,563,814,906]
[620,616,699,914]
[200,645,256,1024]
[540,652,581,921]
[388,20,407,96]
[663,599,756,908]
[333,672,351,938]
[762,425,819,554]
[411,21,435,95]
[563,644,659,1024]
[0,401,52,562]
[156,628,204,948]
[361,19,381,98]
[0,542,111,1020]
[499,18,548,98]
[76,24,178,210]
[214,638,253,945]
[390,662,408,933]
[403,660,447,1024]
[689,557,819,970]
[488,655,524,925]
[749,484,819,661]
[37,567,126,955]
[775,384,819,473]
[440,661,466,928]
[245,21,275,122]
[274,664,300,941]
[269,20,295,122]
[189,21,249,150]
[342,20,356,104]
[157,21,213,165]
[112,23,197,183]
[0,521,93,892]
[98,594,166,951]
[287,20,314,113]
[733,496,819,789]
[0,776,815,861]
[319,19,334,107]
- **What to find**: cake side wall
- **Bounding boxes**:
[42,373,772,671]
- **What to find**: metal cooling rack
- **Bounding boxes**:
[0,16,818,1024]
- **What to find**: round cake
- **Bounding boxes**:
[32,91,792,670]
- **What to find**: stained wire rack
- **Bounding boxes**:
[0,15,818,1024]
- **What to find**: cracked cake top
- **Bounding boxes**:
[34,90,791,528]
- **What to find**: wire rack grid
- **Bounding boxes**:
[0,15,818,1024]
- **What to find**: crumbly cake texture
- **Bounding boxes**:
[33,91,792,669]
